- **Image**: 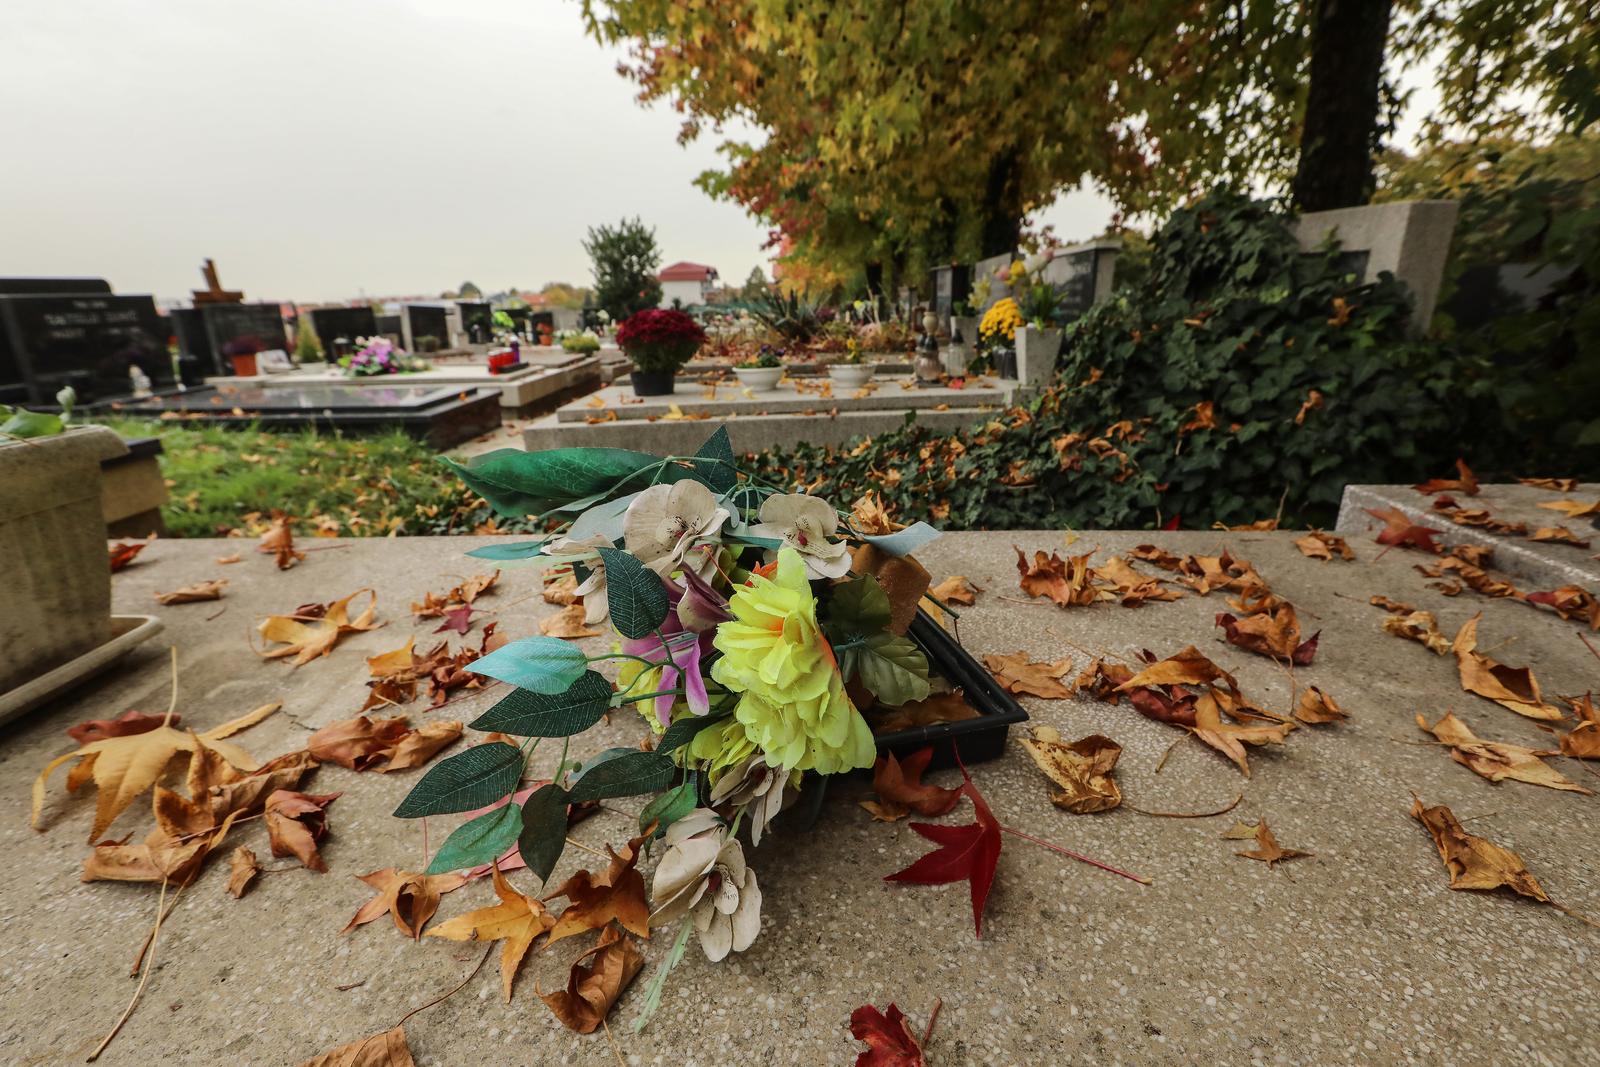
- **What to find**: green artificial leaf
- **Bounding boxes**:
[826,577,893,639]
[393,742,525,818]
[445,447,664,519]
[568,492,637,544]
[470,670,613,736]
[855,521,942,557]
[638,775,699,837]
[464,540,548,561]
[657,713,729,753]
[840,632,931,707]
[468,637,588,695]
[425,801,522,874]
[516,783,571,883]
[689,426,738,493]
[566,749,676,803]
[0,408,64,438]
[597,547,669,639]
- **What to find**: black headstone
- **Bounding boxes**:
[308,307,379,356]
[0,293,170,404]
[406,305,450,351]
[930,265,972,319]
[1043,249,1100,320]
[201,303,288,375]
[457,301,492,344]
[375,313,403,339]
[0,277,112,296]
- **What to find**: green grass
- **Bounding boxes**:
[101,419,529,538]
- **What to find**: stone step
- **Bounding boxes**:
[525,406,997,455]
[553,379,1010,424]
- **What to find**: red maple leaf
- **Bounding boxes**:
[1414,458,1479,496]
[1363,506,1444,554]
[869,747,961,819]
[433,604,476,635]
[1161,514,1181,531]
[885,759,1001,936]
[109,541,148,572]
[849,1003,927,1066]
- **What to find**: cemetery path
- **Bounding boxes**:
[1,532,1596,1065]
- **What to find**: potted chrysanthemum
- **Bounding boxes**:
[616,308,706,396]
[732,346,784,392]
[978,297,1023,379]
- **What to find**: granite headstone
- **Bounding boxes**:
[0,293,170,404]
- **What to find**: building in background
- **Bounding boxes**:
[658,262,718,308]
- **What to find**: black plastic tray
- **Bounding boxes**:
[872,608,1029,770]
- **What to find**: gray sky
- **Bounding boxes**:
[0,0,1117,304]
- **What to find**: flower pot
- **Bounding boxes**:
[827,363,876,389]
[733,367,783,392]
[993,348,1018,380]
[0,426,127,695]
[1014,326,1062,387]
[630,369,676,396]
[229,353,258,377]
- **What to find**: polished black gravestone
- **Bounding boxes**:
[201,303,288,373]
[0,278,116,402]
[930,264,972,319]
[406,304,450,351]
[308,307,379,356]
[0,292,171,404]
[457,301,493,344]
[110,382,502,449]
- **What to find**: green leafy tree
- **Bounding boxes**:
[739,266,769,303]
[293,314,322,363]
[583,217,662,320]
[457,281,483,300]
[582,0,1597,278]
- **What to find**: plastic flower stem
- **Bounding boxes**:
[555,736,570,788]
[589,651,670,669]
[653,627,684,677]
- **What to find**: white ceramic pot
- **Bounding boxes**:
[827,363,877,389]
[1014,326,1063,387]
[0,426,127,694]
[733,366,783,392]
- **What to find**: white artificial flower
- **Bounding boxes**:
[623,481,730,579]
[709,754,787,847]
[544,532,612,623]
[748,493,852,579]
[649,809,762,962]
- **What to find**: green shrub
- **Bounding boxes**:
[748,192,1489,530]
[561,333,601,354]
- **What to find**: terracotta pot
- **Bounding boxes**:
[229,353,259,377]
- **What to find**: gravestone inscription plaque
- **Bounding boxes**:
[0,293,169,404]
[201,303,287,374]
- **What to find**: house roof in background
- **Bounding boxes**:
[659,261,717,282]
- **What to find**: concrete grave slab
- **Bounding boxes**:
[3,532,1596,1063]
[1338,481,1600,590]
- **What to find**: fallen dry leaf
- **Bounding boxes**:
[1294,530,1354,561]
[259,514,306,570]
[307,715,462,773]
[1093,556,1182,605]
[265,789,340,872]
[429,865,557,1001]
[850,491,905,536]
[66,709,180,746]
[433,603,476,636]
[34,703,278,842]
[293,1025,416,1067]
[1014,546,1107,607]
[1537,498,1600,520]
[216,553,242,565]
[850,1002,928,1066]
[540,603,602,639]
[259,589,382,666]
[1070,658,1134,702]
[1119,645,1234,692]
[867,690,981,734]
[1417,711,1591,794]
[861,747,961,821]
[109,541,149,572]
[1193,693,1295,777]
[1452,614,1562,721]
[542,574,579,606]
[544,830,652,945]
[1230,818,1311,866]
[153,579,227,605]
[449,571,500,604]
[539,922,644,1033]
[1370,595,1416,614]
[1364,506,1444,554]
[227,846,261,898]
[1519,477,1578,491]
[1411,796,1548,902]
[344,867,468,939]
[1216,605,1320,665]
[1295,687,1347,724]
[1020,727,1122,813]
[1559,694,1600,759]
[1525,585,1600,630]
[930,575,979,606]
[1381,609,1452,655]
[983,651,1074,699]
[1528,526,1591,548]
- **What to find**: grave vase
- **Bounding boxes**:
[629,369,675,396]
[1014,326,1062,387]
[0,427,127,696]
[230,353,258,377]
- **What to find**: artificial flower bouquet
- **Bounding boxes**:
[341,337,428,376]
[396,428,1001,978]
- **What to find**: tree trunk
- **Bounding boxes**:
[1291,0,1393,212]
[980,151,1023,256]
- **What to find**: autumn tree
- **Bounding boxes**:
[582,217,662,320]
[582,0,1597,279]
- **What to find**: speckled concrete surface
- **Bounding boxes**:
[2,532,1597,1066]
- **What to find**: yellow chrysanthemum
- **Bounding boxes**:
[731,676,874,776]
[687,716,759,783]
[979,297,1023,343]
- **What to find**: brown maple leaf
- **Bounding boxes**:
[1216,605,1320,665]
[227,846,262,898]
[1410,796,1548,902]
[861,747,961,821]
[929,575,979,606]
[543,830,652,945]
[109,540,149,572]
[66,709,180,746]
[1452,614,1562,721]
[867,690,981,734]
[258,513,306,570]
[264,789,340,872]
[1020,727,1122,813]
[1119,645,1235,692]
[1070,658,1134,702]
[1558,694,1600,759]
[1093,556,1182,605]
[1519,477,1578,491]
[1294,530,1354,562]
[1380,609,1452,655]
[1525,585,1600,630]
[1415,459,1480,496]
[1228,818,1311,866]
[1417,711,1591,794]
[982,651,1074,699]
[538,923,644,1033]
[1013,546,1106,607]
[540,603,602,639]
[1537,498,1600,519]
[430,865,557,1001]
[1528,526,1592,548]
[153,579,227,605]
[1364,506,1444,554]
[344,867,468,939]
[258,589,382,666]
[542,573,580,606]
[307,715,461,772]
[1294,686,1347,724]
[293,1025,416,1067]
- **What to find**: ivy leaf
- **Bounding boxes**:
[566,749,676,803]
[468,637,588,695]
[426,802,523,874]
[517,783,571,884]
[394,742,524,818]
[470,671,614,736]
[842,633,932,707]
[597,548,669,639]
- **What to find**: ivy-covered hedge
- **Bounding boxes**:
[747,192,1488,530]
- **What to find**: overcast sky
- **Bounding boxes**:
[3,2,1448,306]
